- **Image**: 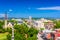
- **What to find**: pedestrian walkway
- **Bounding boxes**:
[37,33,43,40]
[37,38,43,40]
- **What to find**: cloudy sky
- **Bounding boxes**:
[0,0,60,18]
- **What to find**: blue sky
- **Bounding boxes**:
[0,0,60,18]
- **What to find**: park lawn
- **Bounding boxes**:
[0,32,8,40]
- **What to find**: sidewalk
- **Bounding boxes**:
[37,37,43,40]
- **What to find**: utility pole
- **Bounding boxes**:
[12,25,14,40]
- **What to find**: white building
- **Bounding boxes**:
[33,20,45,30]
[33,18,54,30]
[12,19,23,25]
[7,22,13,28]
[29,16,32,21]
[24,17,54,30]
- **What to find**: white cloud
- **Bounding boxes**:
[36,6,60,10]
[9,9,13,11]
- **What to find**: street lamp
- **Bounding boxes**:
[11,22,14,40]
[8,9,14,40]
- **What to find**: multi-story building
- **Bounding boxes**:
[25,17,55,30]
[33,18,55,30]
[12,19,23,25]
[33,20,45,30]
[44,20,55,30]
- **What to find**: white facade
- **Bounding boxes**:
[33,20,45,30]
[33,18,53,30]
[40,18,48,22]
[12,19,23,25]
[7,22,13,28]
[29,16,32,20]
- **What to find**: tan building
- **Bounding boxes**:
[44,21,55,30]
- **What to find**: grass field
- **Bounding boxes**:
[0,32,8,40]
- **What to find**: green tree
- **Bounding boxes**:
[0,21,4,33]
[54,20,60,28]
[7,34,11,40]
[0,21,4,29]
[7,23,38,40]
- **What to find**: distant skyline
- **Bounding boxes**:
[0,0,60,18]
